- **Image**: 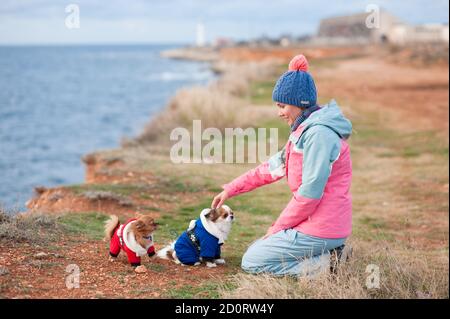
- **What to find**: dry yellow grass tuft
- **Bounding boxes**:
[219,240,449,299]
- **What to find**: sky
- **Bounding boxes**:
[0,0,448,45]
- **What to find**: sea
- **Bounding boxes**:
[0,44,214,212]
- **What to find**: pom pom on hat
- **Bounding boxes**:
[288,54,309,72]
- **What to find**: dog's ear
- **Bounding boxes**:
[204,208,219,221]
[204,208,214,217]
[134,220,145,230]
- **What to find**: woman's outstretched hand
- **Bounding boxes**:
[211,190,229,209]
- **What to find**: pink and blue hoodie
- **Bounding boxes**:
[222,100,353,239]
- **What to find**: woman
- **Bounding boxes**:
[211,55,353,276]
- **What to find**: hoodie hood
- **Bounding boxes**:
[301,99,352,139]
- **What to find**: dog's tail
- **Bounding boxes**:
[157,241,176,260]
[104,215,120,241]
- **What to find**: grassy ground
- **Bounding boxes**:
[148,60,448,297]
[74,65,447,297]
[3,50,448,298]
[221,75,448,298]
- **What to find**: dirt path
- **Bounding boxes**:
[2,154,230,299]
[0,236,229,298]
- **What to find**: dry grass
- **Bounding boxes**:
[132,61,279,144]
[219,240,449,299]
[135,85,246,143]
[0,208,60,244]
[385,43,449,66]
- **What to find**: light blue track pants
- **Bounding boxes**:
[241,229,346,276]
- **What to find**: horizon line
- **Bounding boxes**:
[0,41,195,47]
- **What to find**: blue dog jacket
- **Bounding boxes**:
[174,218,222,265]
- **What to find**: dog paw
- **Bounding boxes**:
[206,261,217,268]
[109,256,116,263]
[134,265,147,274]
[193,262,201,266]
[214,258,226,265]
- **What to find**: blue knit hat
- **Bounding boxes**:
[272,55,317,108]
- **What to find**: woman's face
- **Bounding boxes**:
[276,102,303,126]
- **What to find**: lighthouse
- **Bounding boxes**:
[196,22,205,47]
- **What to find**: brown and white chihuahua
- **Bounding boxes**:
[104,214,158,267]
[157,205,234,268]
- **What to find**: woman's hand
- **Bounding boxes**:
[211,190,229,209]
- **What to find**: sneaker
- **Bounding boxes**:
[329,244,352,274]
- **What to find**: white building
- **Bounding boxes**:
[389,24,449,45]
[316,9,449,45]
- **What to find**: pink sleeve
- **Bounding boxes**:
[269,193,321,234]
[222,162,284,198]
